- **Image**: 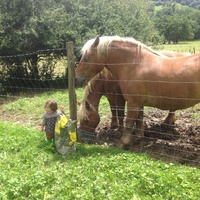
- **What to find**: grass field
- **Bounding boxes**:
[1,40,200,199]
[1,120,200,199]
[155,40,200,53]
[1,89,200,199]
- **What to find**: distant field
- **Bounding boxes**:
[155,40,200,53]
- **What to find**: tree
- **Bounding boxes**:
[0,0,162,94]
[73,0,159,43]
[153,2,195,43]
[0,0,71,91]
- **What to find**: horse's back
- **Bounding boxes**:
[160,50,191,58]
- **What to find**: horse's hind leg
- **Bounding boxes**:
[162,111,176,126]
[108,98,119,129]
[135,108,144,137]
[108,94,125,129]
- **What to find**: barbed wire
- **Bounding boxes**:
[0,48,67,58]
[0,45,84,59]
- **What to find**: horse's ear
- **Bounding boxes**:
[92,35,100,48]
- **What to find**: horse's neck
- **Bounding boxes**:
[104,42,143,77]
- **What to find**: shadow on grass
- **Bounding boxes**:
[37,139,126,162]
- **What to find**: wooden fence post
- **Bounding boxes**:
[66,42,77,124]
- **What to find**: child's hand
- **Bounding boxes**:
[40,126,44,132]
[60,106,65,112]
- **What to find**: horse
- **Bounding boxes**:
[76,35,200,146]
[77,68,125,132]
[77,50,190,133]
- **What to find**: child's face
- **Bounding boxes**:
[45,104,53,113]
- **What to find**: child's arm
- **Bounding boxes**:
[41,115,46,132]
[40,126,44,132]
[60,106,65,114]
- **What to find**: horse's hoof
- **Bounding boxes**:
[120,133,133,146]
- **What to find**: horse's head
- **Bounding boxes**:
[75,36,105,86]
[78,100,100,132]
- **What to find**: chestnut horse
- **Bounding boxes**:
[77,68,125,132]
[76,36,200,146]
[77,50,190,133]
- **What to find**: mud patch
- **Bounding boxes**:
[94,111,200,166]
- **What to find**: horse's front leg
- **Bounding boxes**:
[135,108,144,137]
[116,96,125,131]
[121,104,143,146]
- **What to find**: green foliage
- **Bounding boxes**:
[1,121,200,199]
[0,0,69,94]
[153,2,199,43]
[0,0,200,95]
[0,0,161,94]
[152,0,200,10]
[0,0,199,58]
[0,0,158,58]
[0,0,67,55]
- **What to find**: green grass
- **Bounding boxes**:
[0,89,85,128]
[1,39,200,198]
[154,40,200,53]
[1,121,200,199]
[0,88,112,129]
[2,87,200,128]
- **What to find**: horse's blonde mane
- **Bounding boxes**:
[77,83,91,120]
[83,82,92,100]
[77,80,97,121]
[77,100,88,120]
[81,36,165,57]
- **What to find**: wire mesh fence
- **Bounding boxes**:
[75,36,200,166]
[1,44,200,166]
[77,80,200,166]
[0,48,68,96]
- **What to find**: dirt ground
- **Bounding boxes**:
[79,109,200,167]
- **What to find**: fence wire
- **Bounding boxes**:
[1,48,200,166]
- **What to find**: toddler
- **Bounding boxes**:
[41,100,62,144]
